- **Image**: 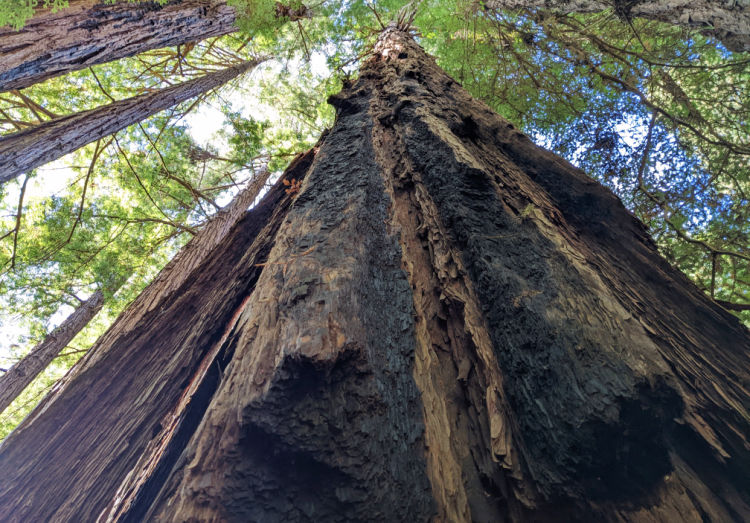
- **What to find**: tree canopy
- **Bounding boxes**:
[0,0,748,438]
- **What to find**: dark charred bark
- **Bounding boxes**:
[0,28,748,522]
[0,0,237,93]
[0,60,258,185]
[0,289,103,415]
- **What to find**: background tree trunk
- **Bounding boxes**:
[0,0,237,92]
[484,0,750,52]
[0,59,259,185]
[0,290,103,415]
[0,29,748,522]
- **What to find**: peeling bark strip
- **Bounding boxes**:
[484,0,750,52]
[0,290,103,414]
[0,28,749,522]
[0,0,237,92]
[0,60,258,185]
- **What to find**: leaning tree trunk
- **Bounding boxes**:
[484,0,750,52]
[0,28,748,522]
[0,290,103,415]
[0,59,259,185]
[0,0,237,92]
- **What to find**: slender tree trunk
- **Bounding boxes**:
[0,59,259,185]
[0,29,748,522]
[0,290,104,415]
[0,0,237,92]
[484,0,750,52]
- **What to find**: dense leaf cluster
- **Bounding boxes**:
[0,0,747,438]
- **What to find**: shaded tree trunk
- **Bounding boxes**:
[484,0,750,52]
[0,0,237,92]
[0,290,103,415]
[0,59,259,185]
[1,28,748,522]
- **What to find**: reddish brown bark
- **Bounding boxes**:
[0,29,747,522]
[0,0,237,92]
[0,59,259,185]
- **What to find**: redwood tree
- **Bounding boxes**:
[0,169,270,416]
[0,59,259,185]
[0,0,237,92]
[0,28,747,522]
[0,289,103,414]
[483,0,750,52]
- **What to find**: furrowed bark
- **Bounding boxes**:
[0,289,103,415]
[0,28,748,522]
[0,0,237,92]
[484,0,750,52]
[0,60,258,186]
[154,28,749,521]
[0,150,314,521]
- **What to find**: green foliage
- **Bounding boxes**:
[2,0,749,440]
[0,0,66,29]
[224,113,269,165]
[228,0,306,36]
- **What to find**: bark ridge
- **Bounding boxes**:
[0,28,748,523]
[0,0,237,92]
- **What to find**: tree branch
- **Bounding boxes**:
[9,174,29,270]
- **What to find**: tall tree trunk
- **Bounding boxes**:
[0,59,259,185]
[0,0,237,92]
[0,290,104,415]
[1,28,748,522]
[484,0,750,52]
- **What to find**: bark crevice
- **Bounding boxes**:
[0,27,747,523]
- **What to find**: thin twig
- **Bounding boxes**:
[10,174,30,270]
[89,67,116,103]
[65,139,110,245]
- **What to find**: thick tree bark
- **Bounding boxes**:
[0,290,103,415]
[0,59,258,185]
[485,0,750,52]
[0,28,748,522]
[0,0,237,92]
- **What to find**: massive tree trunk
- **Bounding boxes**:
[484,0,750,52]
[0,0,237,92]
[0,59,258,185]
[1,28,748,522]
[0,290,103,415]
